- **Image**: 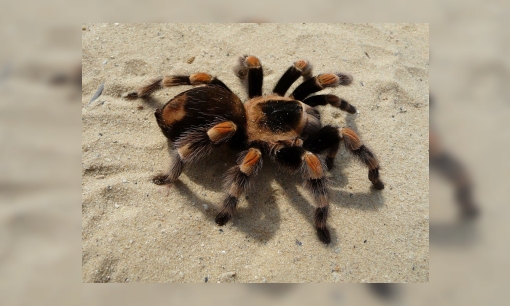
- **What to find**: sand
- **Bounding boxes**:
[82,23,429,283]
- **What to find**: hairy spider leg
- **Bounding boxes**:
[303,125,342,170]
[290,73,352,101]
[215,147,263,225]
[272,60,313,96]
[303,94,357,114]
[340,127,384,190]
[235,55,263,98]
[273,146,331,244]
[125,73,231,99]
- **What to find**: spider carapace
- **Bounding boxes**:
[127,55,384,244]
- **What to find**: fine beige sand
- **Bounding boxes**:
[82,23,429,283]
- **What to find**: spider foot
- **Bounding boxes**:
[372,181,385,190]
[215,212,231,226]
[152,174,171,185]
[316,227,331,244]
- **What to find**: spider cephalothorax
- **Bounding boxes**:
[127,55,384,244]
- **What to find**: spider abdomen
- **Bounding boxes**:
[155,85,246,142]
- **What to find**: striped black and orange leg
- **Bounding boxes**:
[273,60,312,96]
[340,127,385,190]
[215,147,263,225]
[126,73,231,99]
[303,125,342,170]
[303,94,357,114]
[153,121,238,185]
[273,146,331,244]
[290,73,352,101]
[235,55,263,98]
[301,151,331,244]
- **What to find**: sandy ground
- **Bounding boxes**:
[81,23,429,283]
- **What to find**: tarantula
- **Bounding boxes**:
[126,55,384,244]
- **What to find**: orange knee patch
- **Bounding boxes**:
[240,148,262,175]
[341,128,362,151]
[304,152,323,179]
[294,60,308,70]
[189,73,212,85]
[317,74,339,88]
[245,56,261,68]
[207,121,237,143]
[294,60,312,78]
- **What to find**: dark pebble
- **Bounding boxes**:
[295,239,302,246]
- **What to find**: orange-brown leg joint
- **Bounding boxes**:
[207,121,237,143]
[303,152,324,179]
[239,148,262,175]
[341,127,362,151]
[294,60,312,78]
[294,60,308,70]
[317,74,339,88]
[245,56,261,68]
[189,73,213,85]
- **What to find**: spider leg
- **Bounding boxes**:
[340,127,385,190]
[125,73,231,99]
[273,147,331,244]
[272,60,312,96]
[302,94,357,114]
[152,121,238,185]
[215,147,263,225]
[290,73,352,101]
[303,125,342,170]
[235,55,263,98]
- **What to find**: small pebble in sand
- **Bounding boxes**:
[205,276,208,283]
[114,204,119,208]
[203,204,209,211]
[187,57,195,64]
[218,271,235,283]
[107,185,112,190]
[295,240,303,246]
[122,179,127,183]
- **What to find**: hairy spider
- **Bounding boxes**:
[126,55,384,244]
